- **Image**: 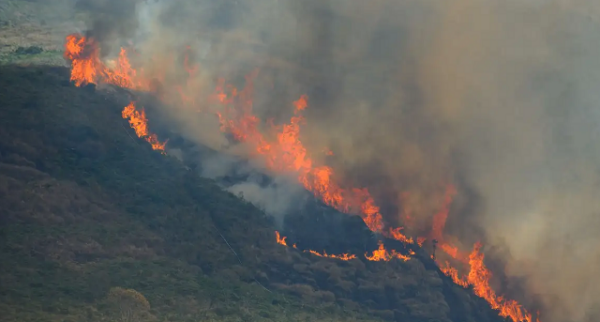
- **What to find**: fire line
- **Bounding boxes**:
[63,33,540,322]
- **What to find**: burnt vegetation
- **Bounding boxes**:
[0,65,508,322]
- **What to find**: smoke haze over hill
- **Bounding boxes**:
[64,0,600,320]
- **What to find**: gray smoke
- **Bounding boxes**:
[75,0,143,57]
[68,0,600,320]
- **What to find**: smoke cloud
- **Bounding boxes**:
[75,0,143,57]
[68,0,600,320]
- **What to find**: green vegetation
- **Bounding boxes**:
[0,0,78,66]
[0,65,387,322]
[0,47,64,65]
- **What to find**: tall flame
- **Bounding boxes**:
[64,34,101,87]
[467,243,539,322]
[64,34,143,89]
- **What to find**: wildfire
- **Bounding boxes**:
[365,241,410,262]
[64,32,390,235]
[427,186,538,321]
[306,249,357,261]
[214,79,388,234]
[65,34,165,152]
[275,231,289,246]
[275,231,355,261]
[385,227,414,244]
[121,101,167,152]
[440,242,468,263]
[440,261,469,288]
[467,243,539,322]
[64,34,100,86]
[64,34,143,89]
[63,32,540,322]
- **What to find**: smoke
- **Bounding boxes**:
[199,152,305,226]
[70,0,600,320]
[75,0,143,57]
[416,1,600,321]
[227,176,306,227]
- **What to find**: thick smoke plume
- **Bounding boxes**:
[67,0,600,320]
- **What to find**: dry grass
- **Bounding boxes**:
[0,0,83,65]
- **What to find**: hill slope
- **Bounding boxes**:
[0,65,507,322]
[0,65,350,322]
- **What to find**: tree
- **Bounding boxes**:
[103,287,155,322]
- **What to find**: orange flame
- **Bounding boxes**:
[64,34,99,86]
[437,243,539,322]
[275,231,354,261]
[365,241,410,262]
[427,186,538,322]
[440,261,469,288]
[467,243,537,322]
[307,249,357,261]
[275,231,288,246]
[121,102,167,152]
[64,34,143,89]
[276,232,407,263]
[439,242,470,264]
[65,34,164,152]
[214,82,387,233]
[64,32,390,236]
[385,227,414,244]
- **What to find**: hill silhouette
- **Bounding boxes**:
[0,64,509,322]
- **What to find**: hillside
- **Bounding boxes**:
[0,1,524,321]
[0,64,380,322]
[0,62,510,322]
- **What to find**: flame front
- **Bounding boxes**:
[215,81,386,233]
[467,243,539,322]
[440,261,469,288]
[307,250,357,261]
[213,77,540,322]
[275,231,355,261]
[64,33,540,322]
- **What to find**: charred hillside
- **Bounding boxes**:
[0,65,505,322]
